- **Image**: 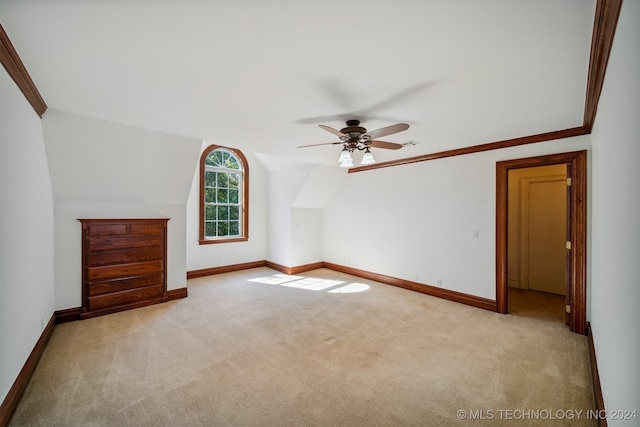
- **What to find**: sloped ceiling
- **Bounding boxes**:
[0,0,595,167]
[42,109,202,204]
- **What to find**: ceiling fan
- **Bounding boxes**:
[298,119,409,167]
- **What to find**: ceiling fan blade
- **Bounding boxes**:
[370,140,404,150]
[318,124,347,138]
[295,113,354,125]
[363,123,409,140]
[295,112,413,125]
[297,141,342,148]
[318,78,356,111]
[360,82,434,115]
[295,81,433,125]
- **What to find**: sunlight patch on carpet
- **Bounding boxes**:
[281,277,344,290]
[248,274,304,285]
[247,274,369,293]
[328,283,370,293]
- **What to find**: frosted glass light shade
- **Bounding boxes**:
[339,158,354,167]
[338,148,352,163]
[361,148,375,165]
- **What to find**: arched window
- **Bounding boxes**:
[199,145,249,244]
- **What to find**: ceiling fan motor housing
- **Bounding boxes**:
[341,120,367,142]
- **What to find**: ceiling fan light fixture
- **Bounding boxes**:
[338,147,352,164]
[361,148,375,165]
[339,158,354,168]
[300,120,410,167]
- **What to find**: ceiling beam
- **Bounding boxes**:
[0,22,47,118]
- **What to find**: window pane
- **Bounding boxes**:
[229,174,239,189]
[229,189,239,204]
[229,221,239,235]
[218,206,229,220]
[205,221,216,237]
[225,154,240,170]
[206,151,223,166]
[217,222,228,236]
[205,205,216,220]
[205,171,216,187]
[217,189,228,203]
[205,188,216,203]
[229,206,239,220]
[218,173,229,188]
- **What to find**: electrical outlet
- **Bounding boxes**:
[40,318,44,330]
[472,230,479,239]
[437,279,443,286]
[414,273,419,281]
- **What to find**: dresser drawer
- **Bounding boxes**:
[87,234,164,251]
[88,260,163,281]
[129,222,165,235]
[88,284,164,311]
[89,273,164,296]
[87,246,164,267]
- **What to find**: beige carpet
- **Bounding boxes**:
[9,268,596,426]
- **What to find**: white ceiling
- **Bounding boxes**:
[0,0,596,167]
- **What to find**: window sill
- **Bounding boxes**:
[199,236,249,245]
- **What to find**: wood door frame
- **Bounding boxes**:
[496,150,587,335]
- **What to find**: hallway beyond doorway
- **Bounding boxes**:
[508,288,565,325]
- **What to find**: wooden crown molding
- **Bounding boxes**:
[583,0,623,132]
[0,22,47,117]
[350,127,588,173]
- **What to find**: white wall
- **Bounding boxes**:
[291,207,323,266]
[265,162,314,266]
[289,164,346,266]
[257,158,345,268]
[41,110,202,309]
[589,0,640,420]
[185,143,267,271]
[324,136,591,300]
[0,68,55,403]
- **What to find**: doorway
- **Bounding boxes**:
[496,151,587,335]
[507,165,567,324]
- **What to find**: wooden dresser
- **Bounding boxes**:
[79,218,169,318]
